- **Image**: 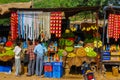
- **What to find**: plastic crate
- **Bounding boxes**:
[44,65,52,72]
[102,56,110,60]
[44,62,52,66]
[52,62,63,66]
[0,66,11,73]
[53,65,63,72]
[103,52,110,56]
[53,71,63,78]
[44,71,53,78]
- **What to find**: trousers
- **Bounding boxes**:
[35,56,44,76]
[15,58,21,75]
[28,59,35,75]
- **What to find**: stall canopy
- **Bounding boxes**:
[0,1,32,18]
[9,6,100,19]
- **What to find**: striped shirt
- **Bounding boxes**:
[26,45,36,60]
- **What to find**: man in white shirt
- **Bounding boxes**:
[13,42,22,76]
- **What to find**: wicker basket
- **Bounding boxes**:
[0,56,14,62]
[84,43,94,48]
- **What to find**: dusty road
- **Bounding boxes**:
[0,72,120,80]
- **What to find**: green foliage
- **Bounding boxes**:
[0,0,114,24]
[0,0,29,4]
[0,19,10,25]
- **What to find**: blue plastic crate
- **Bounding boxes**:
[103,52,110,56]
[53,71,63,78]
[44,71,53,78]
[44,62,52,66]
[102,56,110,60]
[0,66,11,73]
[52,62,63,66]
[53,65,63,72]
[0,66,3,71]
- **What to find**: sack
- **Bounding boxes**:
[23,54,29,63]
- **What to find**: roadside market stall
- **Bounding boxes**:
[9,6,101,78]
[102,6,120,76]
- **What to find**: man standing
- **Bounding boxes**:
[13,42,22,76]
[34,40,47,77]
[26,40,36,76]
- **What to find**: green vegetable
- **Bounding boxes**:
[65,39,73,46]
[0,50,14,57]
[59,38,65,47]
[65,46,74,52]
[57,49,64,56]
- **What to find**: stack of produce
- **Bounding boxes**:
[81,22,97,31]
[0,47,14,61]
[63,39,75,58]
[84,47,97,57]
[93,40,102,48]
[57,49,67,57]
[70,26,77,32]
[67,52,76,57]
[76,47,86,57]
[109,45,119,52]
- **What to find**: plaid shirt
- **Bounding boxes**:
[26,45,36,60]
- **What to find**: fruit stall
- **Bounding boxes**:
[102,6,120,75]
[7,6,101,77]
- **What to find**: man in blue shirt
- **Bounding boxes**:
[34,40,47,77]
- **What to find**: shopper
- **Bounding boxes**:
[26,40,36,76]
[13,42,22,76]
[34,40,47,77]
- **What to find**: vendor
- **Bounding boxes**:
[48,41,55,55]
[74,35,84,47]
[48,41,57,62]
[74,35,81,44]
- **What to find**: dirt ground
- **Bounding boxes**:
[0,71,120,80]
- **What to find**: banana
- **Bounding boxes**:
[67,52,76,57]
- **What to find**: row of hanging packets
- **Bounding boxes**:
[18,12,40,40]
[18,11,51,41]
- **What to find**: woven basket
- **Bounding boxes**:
[84,43,94,48]
[0,56,14,62]
[68,57,82,67]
